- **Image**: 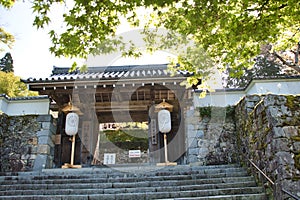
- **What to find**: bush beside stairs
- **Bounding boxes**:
[0,164,267,200]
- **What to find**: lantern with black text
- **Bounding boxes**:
[65,113,79,136]
[62,112,81,168]
[157,109,177,166]
[158,109,171,133]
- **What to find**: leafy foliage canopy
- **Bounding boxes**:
[1,0,300,89]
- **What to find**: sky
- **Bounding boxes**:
[0,1,70,78]
[0,1,171,79]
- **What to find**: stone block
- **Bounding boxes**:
[268,106,281,117]
[37,130,51,137]
[246,95,261,102]
[196,130,204,138]
[220,142,227,148]
[280,105,292,116]
[246,101,256,108]
[275,95,287,105]
[38,136,54,147]
[275,152,294,166]
[273,127,285,138]
[187,124,195,131]
[42,122,51,130]
[197,139,205,146]
[187,137,198,148]
[38,136,49,145]
[187,130,197,138]
[37,144,50,154]
[188,155,198,163]
[37,115,52,122]
[198,147,209,156]
[31,146,38,154]
[292,142,300,152]
[263,96,276,107]
[198,124,207,129]
[189,148,199,155]
[186,109,195,118]
[282,126,298,138]
[33,154,48,171]
[271,138,289,152]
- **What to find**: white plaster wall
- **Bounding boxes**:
[247,80,300,95]
[193,79,300,107]
[0,97,8,113]
[194,91,245,107]
[0,98,49,116]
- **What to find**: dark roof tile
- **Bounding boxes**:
[24,64,193,83]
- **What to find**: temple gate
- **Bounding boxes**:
[25,64,193,167]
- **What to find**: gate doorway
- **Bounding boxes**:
[92,122,149,165]
[26,64,193,167]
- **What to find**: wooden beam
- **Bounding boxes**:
[95,101,151,112]
[97,111,149,123]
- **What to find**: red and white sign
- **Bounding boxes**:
[129,150,141,158]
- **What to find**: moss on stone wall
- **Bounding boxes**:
[285,95,299,111]
[190,106,237,165]
[0,113,40,172]
[235,94,300,199]
[294,154,300,171]
[199,106,212,118]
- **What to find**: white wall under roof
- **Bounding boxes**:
[0,96,49,116]
[194,78,300,107]
[246,79,300,95]
[1,79,299,115]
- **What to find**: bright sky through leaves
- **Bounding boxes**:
[0,1,170,79]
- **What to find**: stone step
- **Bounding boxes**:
[0,176,254,191]
[0,164,242,177]
[0,164,267,199]
[0,170,247,183]
[0,168,247,182]
[0,172,253,191]
[159,193,267,200]
[2,165,246,180]
[0,180,257,196]
[0,170,247,184]
[0,186,264,199]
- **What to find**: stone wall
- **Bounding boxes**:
[235,94,300,199]
[34,115,56,171]
[185,106,237,165]
[0,113,56,172]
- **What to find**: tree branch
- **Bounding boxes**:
[295,42,300,64]
[273,51,300,73]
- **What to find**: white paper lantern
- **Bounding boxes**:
[158,109,171,133]
[65,113,79,136]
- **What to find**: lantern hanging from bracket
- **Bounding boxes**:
[62,112,81,169]
[155,99,173,112]
[158,109,171,133]
[157,108,177,166]
[65,112,79,136]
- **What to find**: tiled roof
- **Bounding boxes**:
[0,94,49,101]
[25,64,192,83]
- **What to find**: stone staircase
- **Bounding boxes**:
[0,164,267,200]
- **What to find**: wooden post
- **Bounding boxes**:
[70,135,76,166]
[163,133,169,163]
[62,135,81,169]
[157,133,177,166]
